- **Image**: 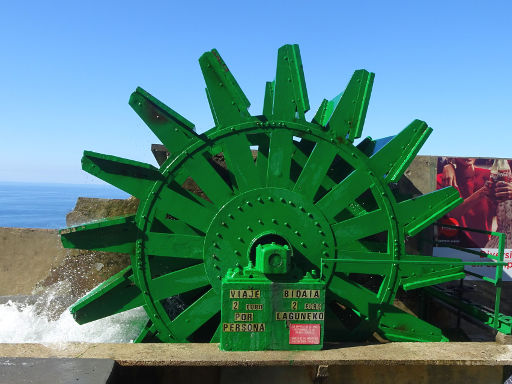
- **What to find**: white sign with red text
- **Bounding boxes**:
[433,247,512,281]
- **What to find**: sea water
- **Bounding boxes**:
[0,181,129,229]
[0,182,147,343]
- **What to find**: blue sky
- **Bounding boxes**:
[1,1,511,184]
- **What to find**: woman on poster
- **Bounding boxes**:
[437,158,512,248]
[437,158,495,248]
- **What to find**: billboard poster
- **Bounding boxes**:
[433,157,512,281]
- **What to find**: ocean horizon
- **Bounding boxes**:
[0,181,130,229]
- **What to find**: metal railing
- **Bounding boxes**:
[433,223,506,329]
[319,224,508,331]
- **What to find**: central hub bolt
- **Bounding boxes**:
[255,242,291,275]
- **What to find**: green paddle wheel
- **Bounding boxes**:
[60,44,468,344]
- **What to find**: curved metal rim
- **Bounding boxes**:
[133,121,404,342]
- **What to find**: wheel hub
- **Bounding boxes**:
[203,187,336,291]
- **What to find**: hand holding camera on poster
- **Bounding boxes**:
[495,181,512,201]
[441,163,458,188]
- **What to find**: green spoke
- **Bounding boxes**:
[272,44,309,120]
[334,251,393,274]
[255,137,270,185]
[377,304,448,342]
[323,305,351,340]
[329,274,445,341]
[170,288,220,340]
[396,187,462,236]
[356,136,393,157]
[199,49,251,127]
[60,215,137,253]
[337,240,384,252]
[129,87,199,156]
[398,254,464,290]
[293,141,338,200]
[184,155,234,205]
[210,323,221,343]
[328,273,380,319]
[292,139,341,196]
[316,169,372,222]
[311,99,329,126]
[314,70,374,142]
[332,209,387,244]
[156,183,216,233]
[145,233,204,259]
[293,139,361,212]
[222,134,260,191]
[292,139,315,169]
[134,320,157,343]
[82,151,162,199]
[266,129,294,188]
[370,120,431,183]
[154,217,200,236]
[71,266,144,324]
[262,81,275,118]
[150,264,209,301]
[148,256,199,276]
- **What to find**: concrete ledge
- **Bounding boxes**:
[0,357,115,384]
[0,342,511,367]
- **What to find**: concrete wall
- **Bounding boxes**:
[0,227,67,295]
[1,342,510,384]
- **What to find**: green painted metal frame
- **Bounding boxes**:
[58,43,480,345]
[426,223,510,334]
